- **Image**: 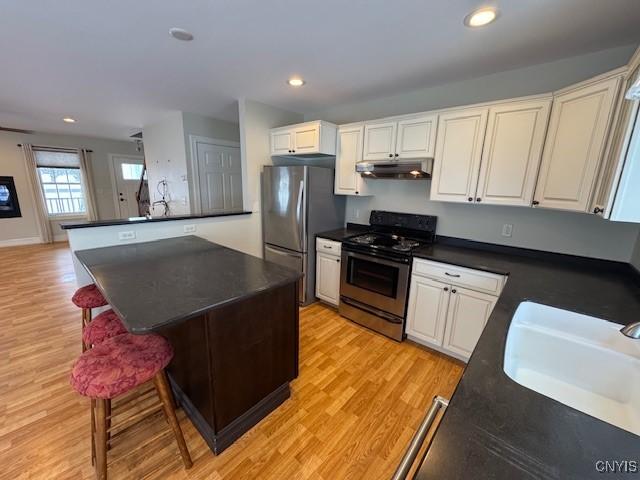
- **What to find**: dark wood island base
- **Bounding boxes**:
[160,281,299,454]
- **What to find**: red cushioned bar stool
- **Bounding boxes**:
[70,333,192,480]
[72,284,108,351]
[82,308,128,462]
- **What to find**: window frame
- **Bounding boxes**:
[36,165,87,218]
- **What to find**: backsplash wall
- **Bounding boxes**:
[346,180,640,262]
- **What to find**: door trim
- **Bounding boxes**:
[188,135,241,215]
[108,153,145,218]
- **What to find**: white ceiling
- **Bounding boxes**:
[1,0,640,140]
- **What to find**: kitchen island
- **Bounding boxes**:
[75,235,301,454]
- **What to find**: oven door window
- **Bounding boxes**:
[346,255,399,298]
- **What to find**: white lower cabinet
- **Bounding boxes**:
[442,286,497,359]
[406,259,504,362]
[405,276,450,347]
[315,239,341,306]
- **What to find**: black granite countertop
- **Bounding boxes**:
[61,211,252,229]
[315,222,369,242]
[412,239,640,479]
[74,236,301,333]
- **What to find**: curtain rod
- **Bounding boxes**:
[16,143,93,153]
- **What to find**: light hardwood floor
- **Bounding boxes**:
[0,242,464,479]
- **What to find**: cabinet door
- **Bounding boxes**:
[430,108,488,203]
[395,114,438,159]
[271,129,293,156]
[476,100,551,206]
[405,276,450,347]
[443,286,497,360]
[363,121,397,161]
[293,124,320,154]
[534,75,621,212]
[335,126,364,195]
[315,252,341,306]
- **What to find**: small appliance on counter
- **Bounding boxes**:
[262,165,345,305]
[339,210,437,341]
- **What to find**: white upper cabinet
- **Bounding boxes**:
[395,115,438,159]
[430,108,488,203]
[476,99,551,206]
[270,130,293,156]
[533,74,622,212]
[363,121,397,161]
[269,120,337,157]
[334,125,370,196]
[363,115,437,161]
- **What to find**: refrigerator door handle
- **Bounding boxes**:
[297,179,306,251]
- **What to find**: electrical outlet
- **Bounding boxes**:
[502,224,513,237]
[183,224,196,233]
[118,231,136,241]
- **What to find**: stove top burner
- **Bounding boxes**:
[347,232,426,254]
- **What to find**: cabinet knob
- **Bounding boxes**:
[336,259,340,263]
[444,287,449,292]
[476,197,481,202]
[288,150,292,153]
[532,200,539,206]
[451,289,457,294]
[355,191,359,195]
[468,197,473,202]
[292,149,296,153]
[394,153,399,157]
[388,154,393,158]
[593,207,603,215]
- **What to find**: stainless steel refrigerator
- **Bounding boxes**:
[262,165,345,305]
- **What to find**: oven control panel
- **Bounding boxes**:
[369,210,437,233]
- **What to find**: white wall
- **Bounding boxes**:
[142,112,190,216]
[0,130,141,245]
[143,111,242,216]
[237,99,304,257]
[306,44,640,262]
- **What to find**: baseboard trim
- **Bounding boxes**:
[0,236,42,248]
[53,234,68,242]
[168,375,291,455]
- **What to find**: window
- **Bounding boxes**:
[120,163,144,181]
[34,150,86,216]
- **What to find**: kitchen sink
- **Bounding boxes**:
[504,301,640,436]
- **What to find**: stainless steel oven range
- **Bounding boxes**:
[339,210,437,341]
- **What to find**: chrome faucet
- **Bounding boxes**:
[620,322,640,339]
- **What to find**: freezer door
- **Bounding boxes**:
[262,166,307,252]
[264,244,306,303]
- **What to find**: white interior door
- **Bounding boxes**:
[111,155,145,218]
[196,141,243,214]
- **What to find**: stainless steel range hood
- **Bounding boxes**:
[356,159,433,179]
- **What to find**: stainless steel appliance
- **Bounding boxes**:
[339,210,437,341]
[262,165,345,305]
[356,158,433,179]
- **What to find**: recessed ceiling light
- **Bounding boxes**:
[288,77,305,87]
[63,117,76,123]
[464,7,499,27]
[169,28,194,41]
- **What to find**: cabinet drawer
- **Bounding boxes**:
[316,238,341,256]
[412,258,505,296]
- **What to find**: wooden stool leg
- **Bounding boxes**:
[153,371,192,469]
[81,309,88,352]
[91,399,96,465]
[106,399,112,450]
[95,398,108,480]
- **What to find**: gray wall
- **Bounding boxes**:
[632,234,640,270]
[306,44,640,262]
[0,130,141,243]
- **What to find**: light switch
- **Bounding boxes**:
[183,224,196,233]
[502,224,513,237]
